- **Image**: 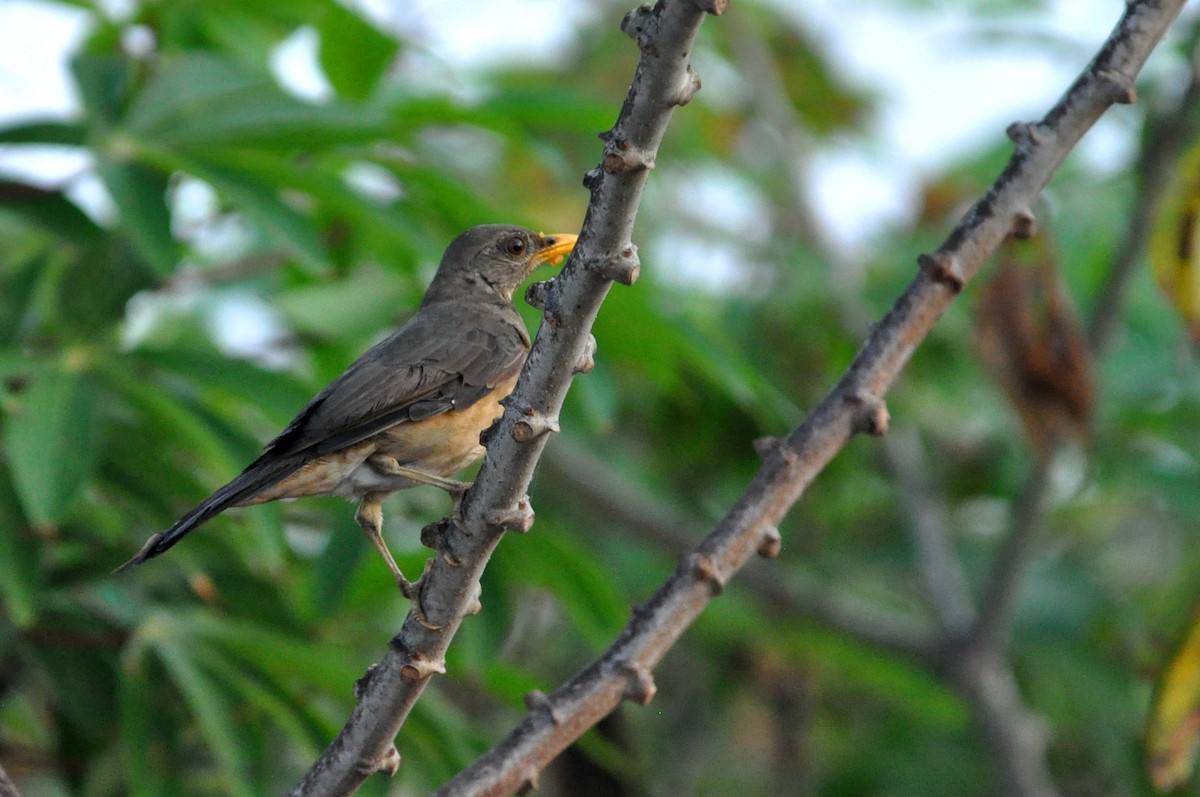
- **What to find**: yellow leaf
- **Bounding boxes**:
[1147,605,1200,790]
[1151,139,1200,342]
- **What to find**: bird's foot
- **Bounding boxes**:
[399,559,439,630]
[355,497,436,627]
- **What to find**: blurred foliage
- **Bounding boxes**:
[0,1,1198,796]
[1152,137,1200,344]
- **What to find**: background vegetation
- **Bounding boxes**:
[1,1,1198,795]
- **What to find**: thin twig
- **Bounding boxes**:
[290,2,722,794]
[431,3,1185,794]
[972,455,1053,650]
[880,430,977,635]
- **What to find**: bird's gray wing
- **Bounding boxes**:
[266,303,528,458]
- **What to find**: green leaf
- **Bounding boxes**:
[4,366,99,526]
[0,180,103,243]
[189,643,329,753]
[119,655,176,797]
[307,509,367,615]
[131,348,313,427]
[188,612,352,694]
[125,53,389,149]
[71,54,132,128]
[170,153,329,271]
[95,156,178,275]
[0,471,39,626]
[492,526,627,649]
[275,265,407,341]
[0,120,88,146]
[153,639,256,797]
[316,0,399,100]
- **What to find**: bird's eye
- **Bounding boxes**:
[502,235,527,257]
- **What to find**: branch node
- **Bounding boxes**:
[517,769,541,795]
[688,551,726,595]
[622,662,658,705]
[400,654,446,684]
[511,409,561,443]
[479,414,503,447]
[582,166,603,190]
[603,137,657,174]
[672,64,702,107]
[620,5,658,55]
[753,436,780,459]
[466,580,483,615]
[379,747,401,777]
[758,526,782,559]
[523,689,562,725]
[629,601,653,624]
[846,390,890,436]
[690,0,729,14]
[1097,68,1137,104]
[918,252,965,293]
[421,516,467,563]
[573,334,598,374]
[486,497,535,534]
[352,664,378,699]
[1005,121,1045,150]
[587,246,642,285]
[1011,208,1038,240]
[354,745,401,777]
[524,278,558,312]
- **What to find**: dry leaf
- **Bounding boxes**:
[975,231,1092,457]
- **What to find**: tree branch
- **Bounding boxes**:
[428,3,1184,794]
[971,455,1053,650]
[290,1,723,794]
[942,644,1058,797]
[880,430,976,635]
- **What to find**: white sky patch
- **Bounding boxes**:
[170,176,221,239]
[673,165,772,242]
[808,146,912,248]
[0,0,1186,255]
[650,230,748,294]
[786,0,1137,248]
[0,1,87,121]
[362,0,598,69]
[270,26,334,102]
[207,291,292,367]
[65,170,117,225]
[343,160,405,203]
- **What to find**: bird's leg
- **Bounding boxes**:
[354,494,418,599]
[354,494,438,629]
[367,455,471,498]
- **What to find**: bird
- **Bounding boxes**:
[119,224,578,598]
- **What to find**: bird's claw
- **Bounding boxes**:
[399,559,439,629]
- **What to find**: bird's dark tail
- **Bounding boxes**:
[116,457,302,573]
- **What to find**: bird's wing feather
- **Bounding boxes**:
[266,303,527,458]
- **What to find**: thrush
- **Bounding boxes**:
[119,224,577,597]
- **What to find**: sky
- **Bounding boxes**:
[0,0,1188,249]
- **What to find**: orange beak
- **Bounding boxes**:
[532,233,579,268]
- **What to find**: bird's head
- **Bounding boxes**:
[423,224,578,306]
